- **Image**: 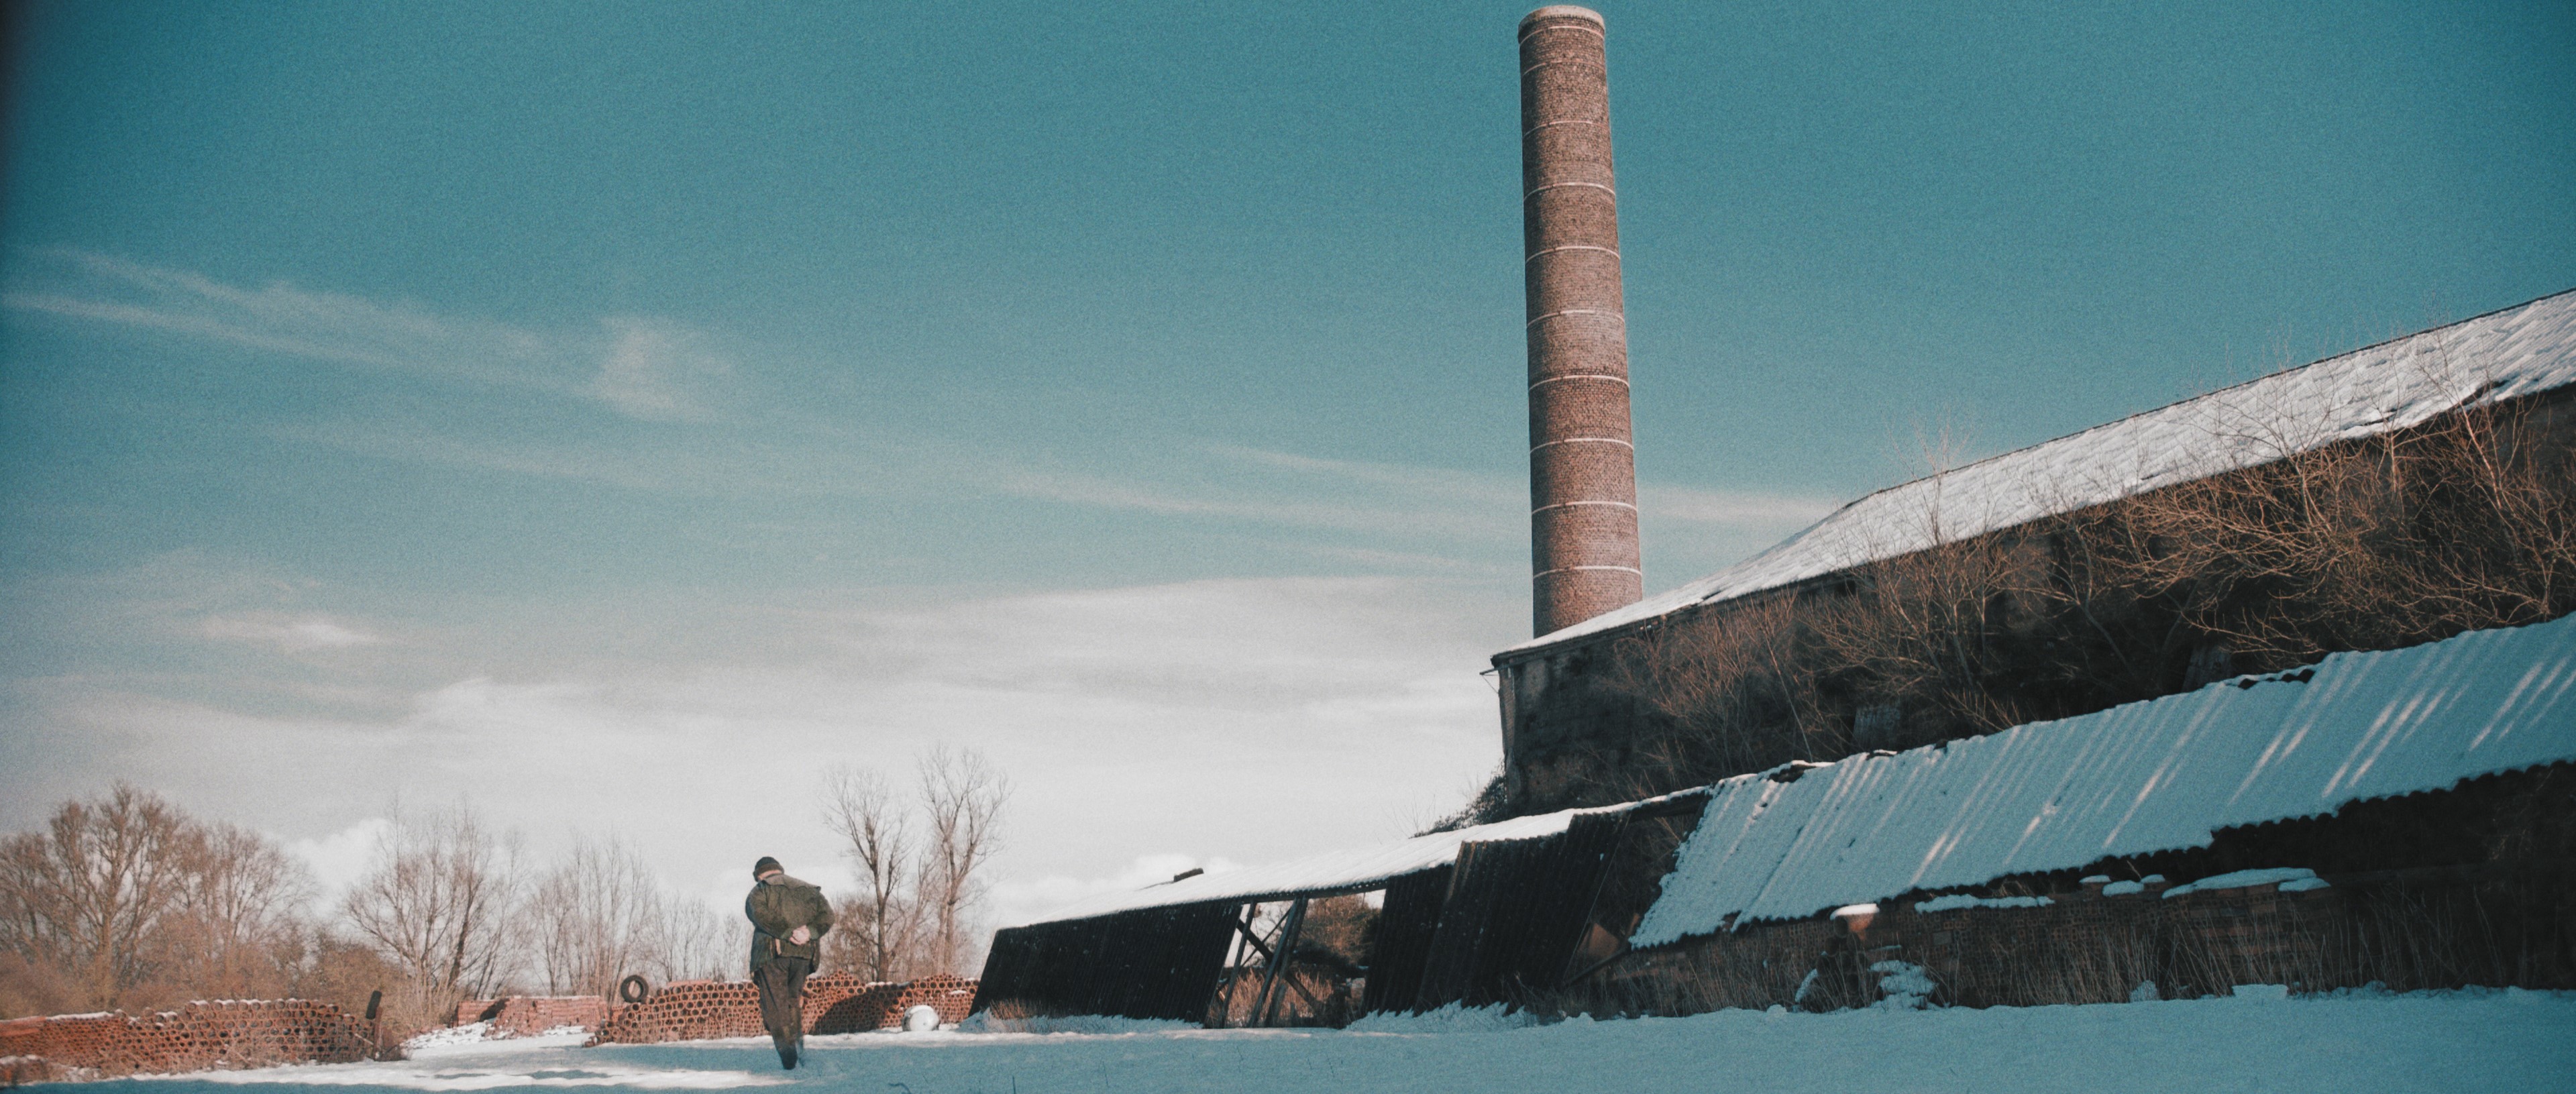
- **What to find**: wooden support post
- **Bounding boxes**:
[1254,897,1311,1028]
[1207,905,1259,1029]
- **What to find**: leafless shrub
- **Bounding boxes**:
[1295,895,1377,972]
[1607,597,1828,783]
[2110,400,2575,671]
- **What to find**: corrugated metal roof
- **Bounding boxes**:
[1630,612,2576,946]
[1502,288,2576,659]
[1012,790,1701,927]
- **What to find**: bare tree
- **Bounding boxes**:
[0,785,200,1009]
[530,837,666,996]
[168,822,312,1000]
[655,893,744,983]
[821,765,919,981]
[0,787,313,1014]
[341,805,519,1009]
[915,747,1008,975]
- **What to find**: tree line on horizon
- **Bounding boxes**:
[0,747,1010,1032]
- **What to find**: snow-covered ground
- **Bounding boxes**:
[76,990,2576,1094]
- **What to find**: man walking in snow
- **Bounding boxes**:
[745,856,835,1069]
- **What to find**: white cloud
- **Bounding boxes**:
[201,614,388,651]
[3,575,1521,933]
[287,816,392,915]
[590,318,736,423]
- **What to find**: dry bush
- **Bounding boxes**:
[1295,895,1377,973]
[1569,920,1841,1016]
[1606,598,1829,785]
[1807,535,2038,743]
[2111,400,2575,671]
[0,950,78,1018]
[1206,966,1356,1028]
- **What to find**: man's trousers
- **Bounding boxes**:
[754,957,814,1068]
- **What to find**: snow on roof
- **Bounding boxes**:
[1629,611,2576,946]
[1012,791,1699,928]
[1502,288,2576,659]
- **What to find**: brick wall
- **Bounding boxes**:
[592,975,977,1045]
[451,996,614,1038]
[0,1000,377,1085]
[1569,866,2573,1016]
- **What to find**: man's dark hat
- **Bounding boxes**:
[753,856,782,876]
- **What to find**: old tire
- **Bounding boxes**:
[619,974,651,1004]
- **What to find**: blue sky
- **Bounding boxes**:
[3,1,2570,926]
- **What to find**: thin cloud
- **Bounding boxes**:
[5,250,735,422]
[200,613,388,651]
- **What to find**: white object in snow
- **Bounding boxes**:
[1504,288,2576,657]
[1871,960,1935,1009]
[902,1005,941,1032]
[1631,612,2576,945]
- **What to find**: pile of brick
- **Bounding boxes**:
[593,975,979,1044]
[0,1000,376,1084]
[592,981,762,1044]
[829,973,979,1030]
[450,996,614,1038]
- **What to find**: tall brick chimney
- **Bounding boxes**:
[1519,5,1642,637]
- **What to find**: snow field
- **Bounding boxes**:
[89,990,2576,1094]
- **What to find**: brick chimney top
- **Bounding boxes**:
[1519,5,1604,31]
